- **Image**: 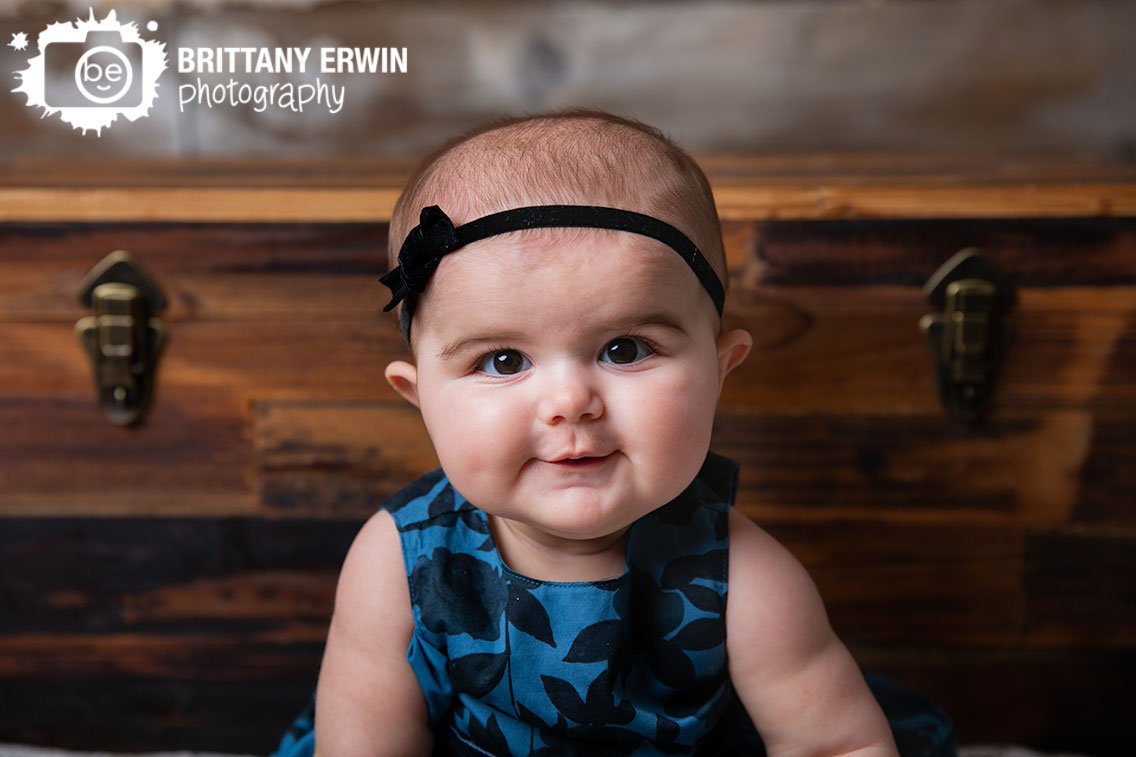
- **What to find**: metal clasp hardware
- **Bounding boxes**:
[75,251,168,426]
[919,248,1016,423]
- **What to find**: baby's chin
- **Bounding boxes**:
[493,488,667,541]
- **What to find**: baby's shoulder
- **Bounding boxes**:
[725,509,832,653]
[333,508,415,637]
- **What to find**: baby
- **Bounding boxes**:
[311,111,898,756]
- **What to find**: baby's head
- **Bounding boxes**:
[387,110,728,344]
[384,111,750,544]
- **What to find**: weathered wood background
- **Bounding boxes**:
[0,158,1134,754]
[2,0,1135,160]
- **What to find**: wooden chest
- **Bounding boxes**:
[1,157,1134,753]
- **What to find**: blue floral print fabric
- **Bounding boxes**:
[389,452,744,756]
[269,451,959,757]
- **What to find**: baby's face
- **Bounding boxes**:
[386,229,749,545]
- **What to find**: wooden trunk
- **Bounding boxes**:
[1,157,1134,754]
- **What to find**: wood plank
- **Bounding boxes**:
[0,188,402,223]
[0,515,345,750]
[3,157,1136,222]
[250,401,1113,527]
[5,217,1132,294]
[0,220,749,320]
[0,320,403,399]
[0,631,328,677]
[2,354,1127,525]
[3,220,1133,416]
[696,154,1136,184]
[5,155,1135,190]
[254,400,438,515]
[753,218,1136,286]
[1077,416,1136,523]
[0,668,319,753]
[4,642,1134,753]
[715,183,1136,221]
[766,521,1023,647]
[3,397,1122,530]
[4,286,1133,413]
[1024,528,1136,648]
[0,517,357,635]
[4,184,1135,222]
[0,222,387,312]
[0,515,1015,648]
[0,220,745,320]
[0,517,1124,752]
[717,411,1093,527]
[0,157,420,188]
[722,286,1136,413]
[0,394,253,517]
[851,645,1136,756]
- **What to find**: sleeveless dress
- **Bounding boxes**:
[271,453,956,757]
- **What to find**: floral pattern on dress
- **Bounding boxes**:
[390,454,740,756]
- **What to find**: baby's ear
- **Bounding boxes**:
[384,360,420,407]
[716,328,752,385]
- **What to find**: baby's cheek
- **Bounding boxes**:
[452,402,526,469]
[626,372,714,461]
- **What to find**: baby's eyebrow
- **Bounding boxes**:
[437,332,525,361]
[436,312,686,361]
[609,312,686,334]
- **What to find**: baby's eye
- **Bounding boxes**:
[477,349,532,376]
[600,337,655,366]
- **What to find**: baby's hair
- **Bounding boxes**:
[388,109,727,334]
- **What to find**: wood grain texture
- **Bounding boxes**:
[1076,415,1136,524]
[6,286,1132,413]
[851,645,1136,757]
[0,394,252,516]
[0,517,354,635]
[768,520,1023,647]
[1024,528,1136,648]
[1,161,1134,751]
[0,672,320,753]
[717,411,1095,526]
[752,217,1136,285]
[254,401,437,516]
[243,401,1124,531]
[0,516,351,749]
[2,156,1136,222]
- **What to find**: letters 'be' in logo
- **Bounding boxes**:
[11,8,168,136]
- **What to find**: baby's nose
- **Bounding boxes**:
[538,366,603,425]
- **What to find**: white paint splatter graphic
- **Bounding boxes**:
[8,32,28,51]
[12,9,167,135]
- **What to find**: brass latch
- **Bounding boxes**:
[75,251,168,426]
[919,248,1016,423]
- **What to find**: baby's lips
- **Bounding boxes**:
[545,451,616,465]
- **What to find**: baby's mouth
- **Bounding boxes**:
[546,452,615,469]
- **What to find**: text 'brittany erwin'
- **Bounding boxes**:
[176,46,408,75]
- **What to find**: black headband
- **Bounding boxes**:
[380,204,726,340]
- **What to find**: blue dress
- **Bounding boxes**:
[272,453,955,756]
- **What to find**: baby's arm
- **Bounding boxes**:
[314,510,434,756]
[726,509,897,756]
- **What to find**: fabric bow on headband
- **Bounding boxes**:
[379,204,726,340]
[379,205,460,313]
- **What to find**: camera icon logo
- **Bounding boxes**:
[12,9,167,135]
[45,30,143,108]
